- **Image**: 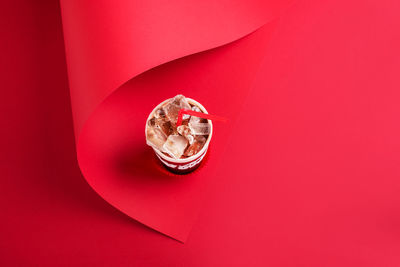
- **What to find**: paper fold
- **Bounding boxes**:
[60,0,294,241]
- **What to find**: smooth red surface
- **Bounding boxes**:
[2,0,400,266]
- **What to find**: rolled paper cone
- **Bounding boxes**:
[176,109,228,127]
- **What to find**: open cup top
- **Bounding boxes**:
[145,97,213,163]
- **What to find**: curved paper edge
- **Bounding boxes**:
[60,0,294,137]
[60,0,295,241]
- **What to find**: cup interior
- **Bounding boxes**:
[145,97,213,163]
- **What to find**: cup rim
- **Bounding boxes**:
[145,97,213,163]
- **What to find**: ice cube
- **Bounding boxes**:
[150,114,175,136]
[191,106,201,112]
[163,95,191,124]
[181,118,190,126]
[174,94,191,110]
[148,117,156,127]
[184,136,206,157]
[177,125,194,144]
[189,115,200,124]
[146,121,167,151]
[189,105,204,124]
[154,108,166,119]
[188,122,211,135]
[163,135,188,159]
[162,102,179,124]
[189,114,200,124]
[157,118,174,136]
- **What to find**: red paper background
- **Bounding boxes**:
[2,0,400,266]
[60,0,293,241]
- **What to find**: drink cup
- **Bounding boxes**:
[145,97,213,174]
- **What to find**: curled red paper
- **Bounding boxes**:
[60,0,294,241]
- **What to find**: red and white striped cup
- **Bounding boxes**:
[145,98,213,174]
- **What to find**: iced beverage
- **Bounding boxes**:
[145,95,212,173]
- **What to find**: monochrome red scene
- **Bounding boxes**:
[1,0,400,265]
